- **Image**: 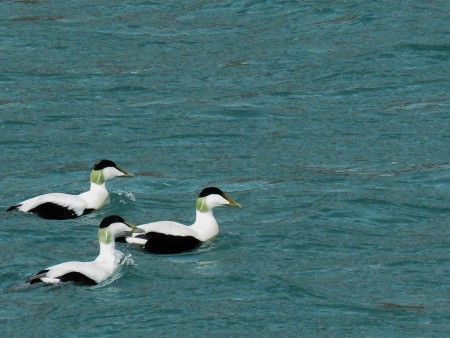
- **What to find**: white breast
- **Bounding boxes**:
[78,183,109,210]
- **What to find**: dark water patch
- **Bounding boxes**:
[1,119,37,127]
[212,108,264,119]
[105,85,149,93]
[10,15,65,22]
[400,44,450,52]
[384,259,431,269]
[380,302,425,312]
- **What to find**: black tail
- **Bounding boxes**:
[6,204,20,212]
[26,269,49,285]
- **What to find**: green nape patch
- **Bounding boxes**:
[90,170,105,185]
[98,228,113,244]
[196,197,209,212]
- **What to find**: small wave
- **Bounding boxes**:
[113,190,136,201]
[9,282,35,292]
[92,254,135,289]
[111,190,136,205]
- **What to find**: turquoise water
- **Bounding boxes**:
[1,0,449,336]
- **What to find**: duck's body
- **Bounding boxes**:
[26,215,141,285]
[124,187,240,254]
[28,260,118,285]
[7,160,133,220]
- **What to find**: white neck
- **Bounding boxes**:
[191,210,219,241]
[98,240,116,257]
[95,241,118,272]
[78,183,109,209]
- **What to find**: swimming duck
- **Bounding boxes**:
[26,215,143,285]
[123,187,241,254]
[7,159,134,220]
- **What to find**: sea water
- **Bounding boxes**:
[1,1,449,337]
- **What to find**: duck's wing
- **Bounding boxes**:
[10,193,90,219]
[27,261,106,285]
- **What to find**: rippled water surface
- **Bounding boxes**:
[1,1,449,337]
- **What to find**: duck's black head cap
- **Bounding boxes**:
[93,159,117,171]
[99,215,125,228]
[199,187,225,198]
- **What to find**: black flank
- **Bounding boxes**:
[58,272,97,285]
[138,232,201,254]
[29,202,79,220]
[82,208,95,216]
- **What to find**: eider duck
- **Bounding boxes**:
[26,215,143,285]
[7,159,134,220]
[124,187,241,254]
